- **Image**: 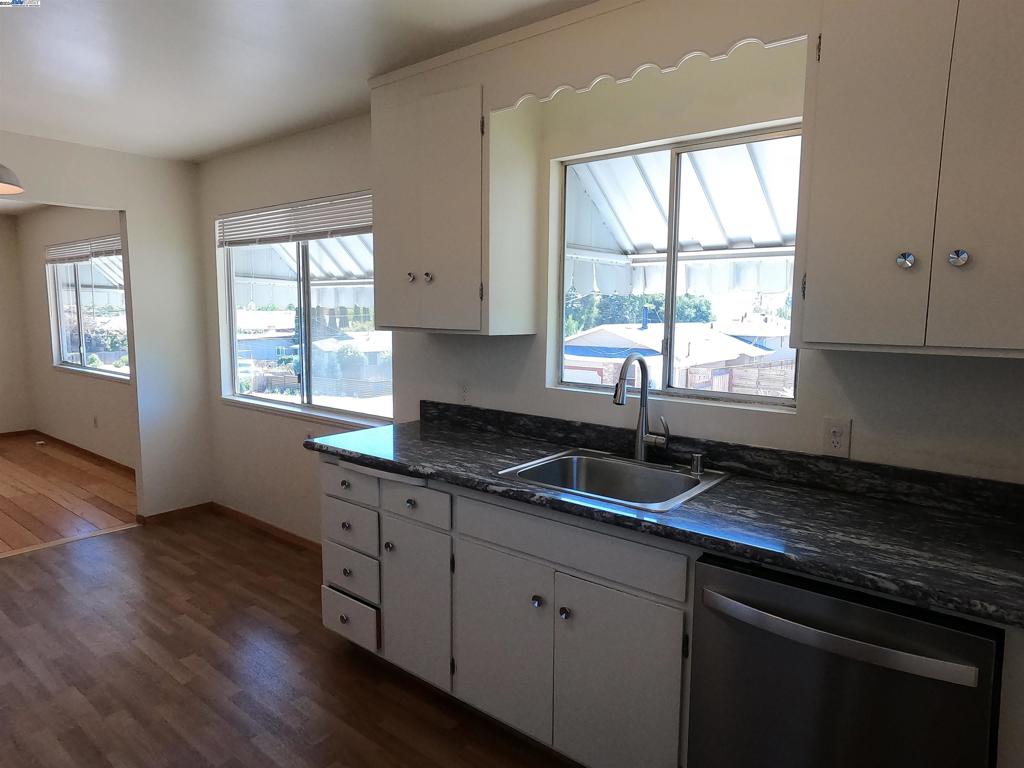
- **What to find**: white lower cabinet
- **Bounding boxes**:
[319,463,688,768]
[553,572,685,768]
[454,540,555,744]
[380,514,452,690]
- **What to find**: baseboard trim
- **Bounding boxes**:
[2,429,137,477]
[210,503,321,552]
[136,503,214,525]
[137,502,319,552]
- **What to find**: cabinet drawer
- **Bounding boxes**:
[320,462,380,507]
[323,541,381,605]
[322,496,379,556]
[458,498,688,602]
[381,480,451,530]
[321,586,379,652]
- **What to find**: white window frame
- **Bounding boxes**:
[46,238,130,382]
[219,192,392,425]
[557,125,801,407]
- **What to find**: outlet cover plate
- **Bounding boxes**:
[822,417,852,458]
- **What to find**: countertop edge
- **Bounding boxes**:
[304,440,1023,630]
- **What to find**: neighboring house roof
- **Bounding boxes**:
[565,322,770,368]
[711,316,791,339]
[312,332,391,355]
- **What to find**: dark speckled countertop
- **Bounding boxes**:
[305,407,1024,629]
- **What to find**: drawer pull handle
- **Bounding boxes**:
[531,595,544,609]
[340,521,352,531]
[405,498,417,509]
[384,541,395,552]
[559,607,572,621]
[342,568,353,577]
[339,479,351,490]
[339,614,349,624]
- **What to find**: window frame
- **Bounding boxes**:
[557,124,801,407]
[47,253,131,382]
[224,227,393,424]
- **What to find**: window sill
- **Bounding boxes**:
[52,364,132,384]
[219,394,393,430]
[552,383,797,414]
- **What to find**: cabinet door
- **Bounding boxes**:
[372,83,482,331]
[553,573,684,768]
[372,87,423,329]
[380,515,451,690]
[453,540,554,744]
[800,0,958,345]
[926,0,1024,349]
[414,84,483,331]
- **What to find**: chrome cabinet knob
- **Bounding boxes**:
[896,252,915,269]
[423,272,434,283]
[404,498,417,509]
[948,249,970,267]
[383,541,394,552]
[339,479,351,490]
[531,595,544,608]
[407,272,416,282]
[339,614,349,624]
[342,567,352,577]
[340,521,352,531]
[559,607,572,621]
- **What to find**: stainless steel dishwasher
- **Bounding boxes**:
[688,556,1002,768]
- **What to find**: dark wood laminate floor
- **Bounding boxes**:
[0,510,572,768]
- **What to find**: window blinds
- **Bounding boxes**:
[45,234,122,264]
[216,191,373,248]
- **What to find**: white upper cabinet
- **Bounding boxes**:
[373,84,483,331]
[798,0,1024,354]
[926,0,1024,349]
[371,76,538,336]
[799,0,958,346]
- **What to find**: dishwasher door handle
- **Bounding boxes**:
[703,589,980,688]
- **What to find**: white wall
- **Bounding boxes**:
[14,206,140,467]
[197,117,374,541]
[384,6,1024,486]
[193,0,1022,548]
[0,214,31,433]
[0,130,211,515]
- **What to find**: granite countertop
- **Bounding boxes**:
[305,419,1024,629]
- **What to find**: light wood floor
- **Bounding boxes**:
[0,432,137,558]
[0,510,574,768]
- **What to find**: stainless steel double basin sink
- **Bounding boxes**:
[499,448,727,513]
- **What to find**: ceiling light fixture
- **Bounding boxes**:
[0,163,25,195]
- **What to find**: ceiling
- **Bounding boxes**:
[0,0,597,161]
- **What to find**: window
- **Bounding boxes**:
[46,235,130,377]
[219,192,392,420]
[560,129,800,402]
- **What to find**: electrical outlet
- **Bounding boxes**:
[93,416,99,429]
[822,417,852,458]
[459,381,471,405]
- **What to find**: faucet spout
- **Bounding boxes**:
[612,354,669,461]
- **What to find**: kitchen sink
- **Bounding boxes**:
[499,448,727,513]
